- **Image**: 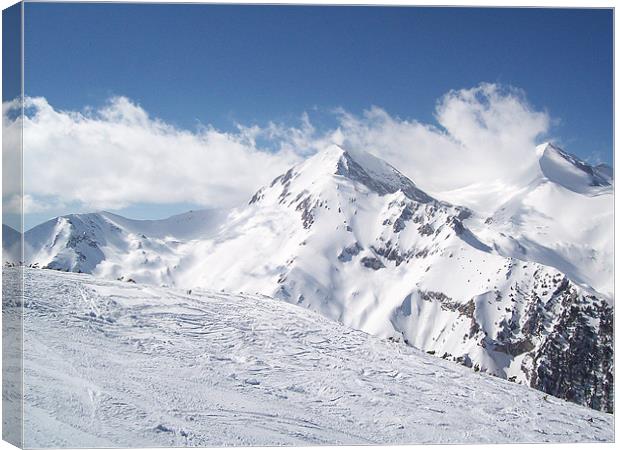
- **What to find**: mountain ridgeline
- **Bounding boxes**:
[10,144,614,412]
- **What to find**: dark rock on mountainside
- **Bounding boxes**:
[527,289,614,413]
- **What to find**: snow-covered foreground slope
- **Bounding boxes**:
[4,268,613,447]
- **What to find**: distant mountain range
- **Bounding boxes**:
[4,142,613,412]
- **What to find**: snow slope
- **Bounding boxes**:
[4,268,613,447]
[438,142,613,299]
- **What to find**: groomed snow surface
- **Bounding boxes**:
[8,268,613,447]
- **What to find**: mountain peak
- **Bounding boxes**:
[297,144,361,176]
[260,144,435,205]
[318,143,349,160]
[535,142,612,193]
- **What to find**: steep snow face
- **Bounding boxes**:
[7,268,613,447]
[537,143,612,193]
[428,142,612,211]
[467,143,614,300]
[24,209,228,285]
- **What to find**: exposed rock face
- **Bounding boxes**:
[338,243,363,262]
[527,288,614,413]
[360,256,385,270]
[389,276,614,412]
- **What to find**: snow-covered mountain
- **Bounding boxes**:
[24,209,227,285]
[462,143,613,300]
[19,143,614,412]
[7,268,612,446]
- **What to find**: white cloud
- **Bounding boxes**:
[2,98,23,203]
[3,194,59,215]
[12,96,302,212]
[331,84,551,195]
[2,83,552,216]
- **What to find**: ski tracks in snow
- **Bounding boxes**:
[7,268,613,447]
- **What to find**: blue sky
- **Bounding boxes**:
[10,4,616,228]
[25,4,612,161]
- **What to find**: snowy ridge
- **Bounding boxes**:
[23,209,228,285]
[5,268,613,447]
[98,209,229,240]
[15,143,614,412]
[467,143,614,300]
[537,142,612,192]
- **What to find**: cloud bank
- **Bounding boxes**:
[3,83,552,216]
